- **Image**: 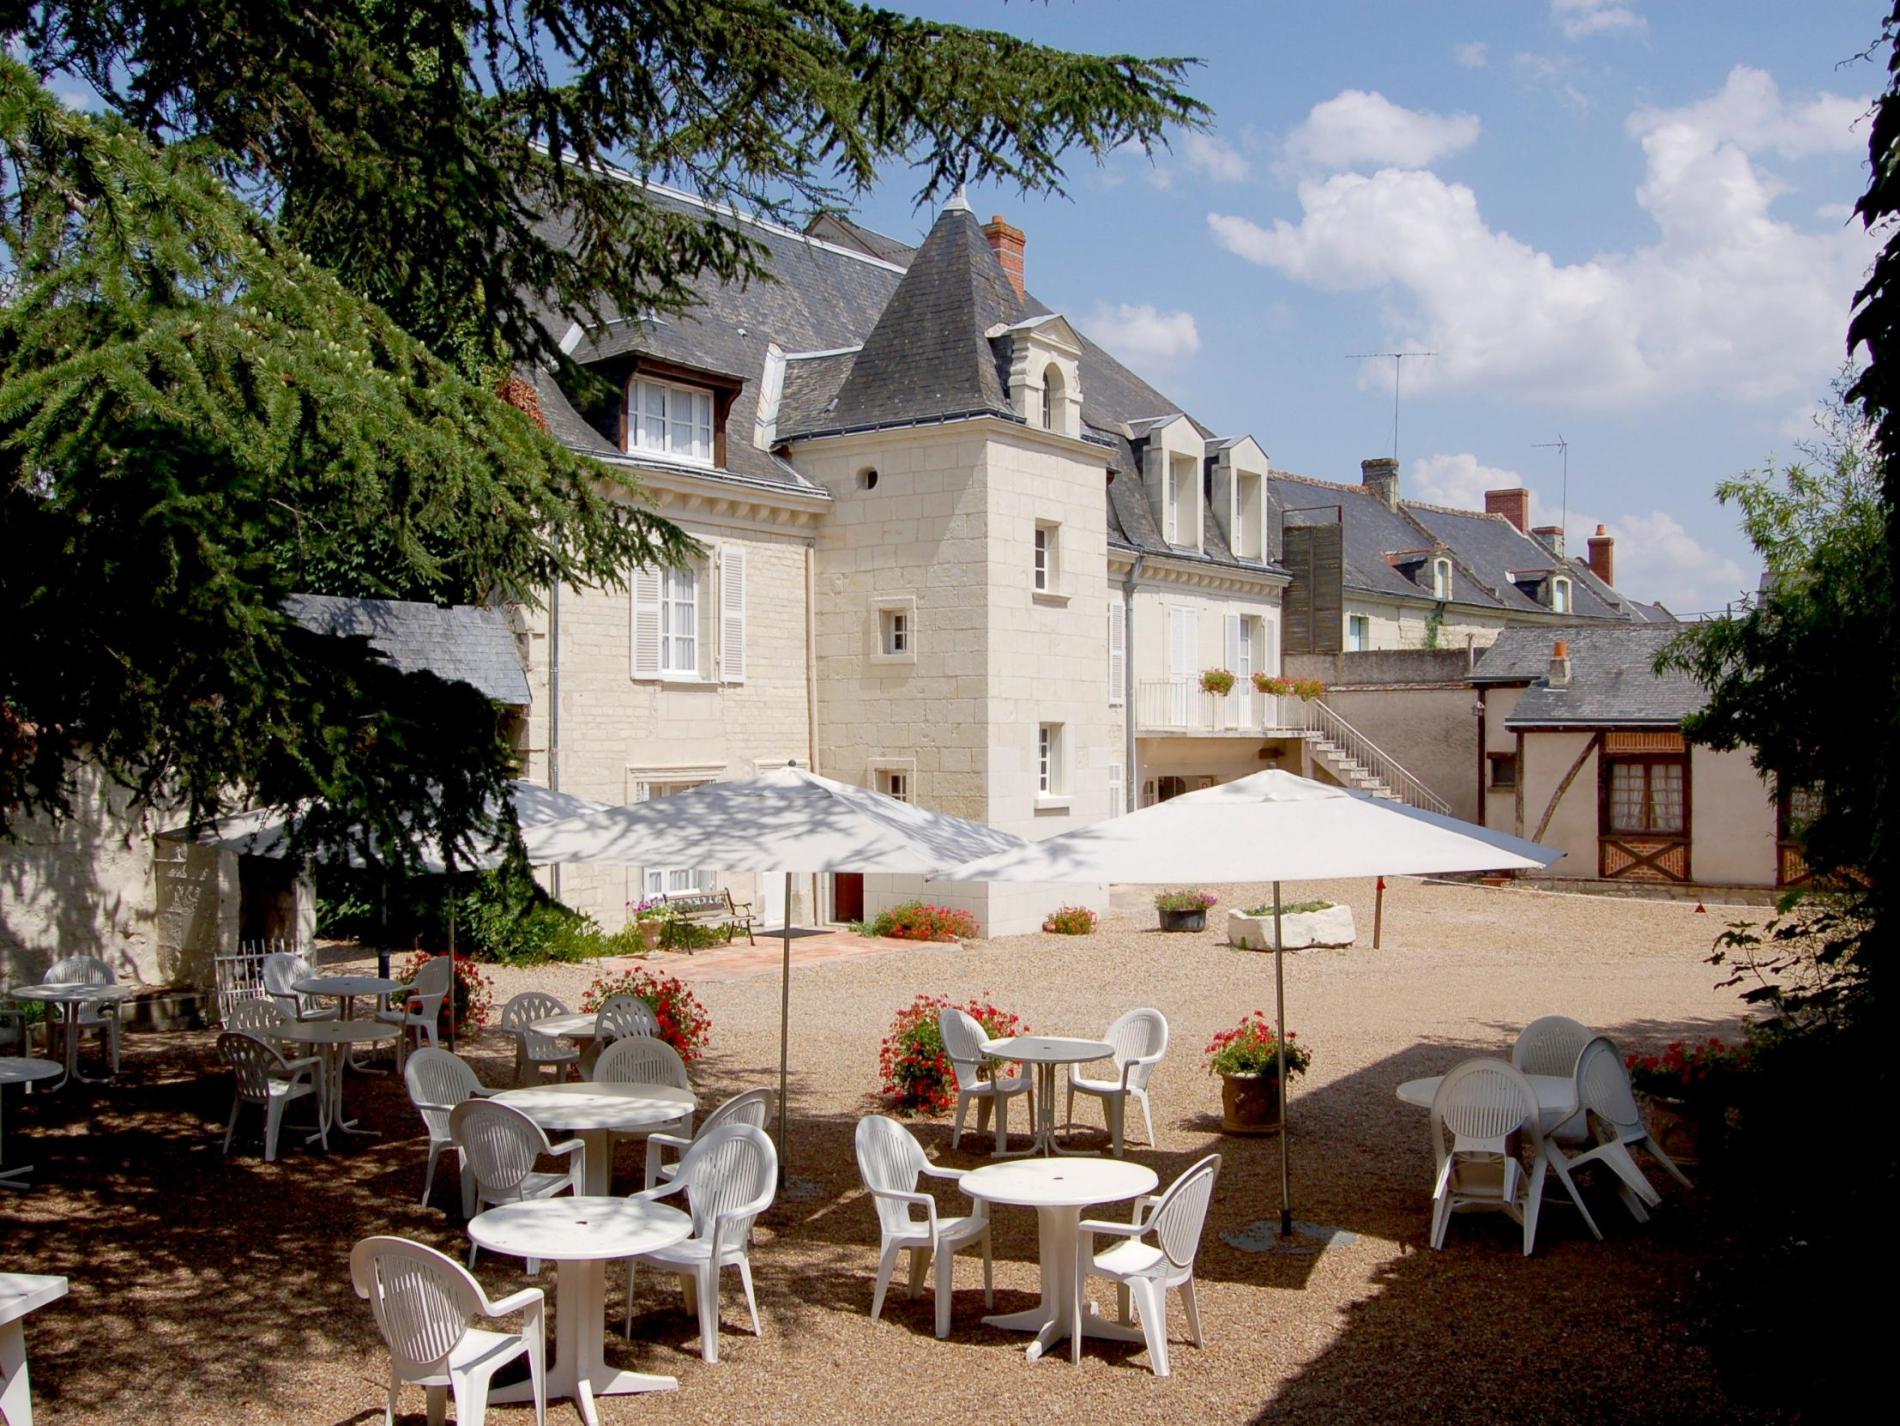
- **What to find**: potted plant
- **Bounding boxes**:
[1227,898,1356,950]
[1206,1011,1311,1134]
[1042,905,1098,935]
[1154,888,1217,932]
[1199,668,1237,696]
[1625,1036,1749,1167]
[628,897,672,951]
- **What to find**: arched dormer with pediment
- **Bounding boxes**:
[989,314,1084,439]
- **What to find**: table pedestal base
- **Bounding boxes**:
[488,1259,676,1426]
[305,1045,378,1145]
[993,1064,1097,1159]
[981,1206,1149,1361]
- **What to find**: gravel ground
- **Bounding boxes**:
[3,877,1773,1425]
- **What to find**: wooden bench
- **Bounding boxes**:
[654,889,757,949]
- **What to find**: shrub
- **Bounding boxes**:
[1042,905,1098,935]
[456,863,601,965]
[864,901,981,942]
[579,967,712,1064]
[878,993,1028,1115]
[1205,1012,1311,1079]
[1154,888,1217,913]
[1241,899,1334,916]
[1199,668,1237,695]
[1626,1037,1752,1103]
[396,952,494,1034]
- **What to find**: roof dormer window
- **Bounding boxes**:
[629,376,714,465]
[1432,557,1452,600]
[1040,363,1065,432]
[1552,576,1572,614]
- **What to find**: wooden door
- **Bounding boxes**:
[833,872,864,924]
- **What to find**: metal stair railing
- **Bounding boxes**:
[1289,699,1453,816]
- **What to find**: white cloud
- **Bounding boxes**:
[1081,302,1201,377]
[1410,452,1748,612]
[1208,66,1875,409]
[1552,0,1645,40]
[1283,90,1481,171]
[1513,51,1594,113]
[1454,41,1488,69]
[1183,132,1251,183]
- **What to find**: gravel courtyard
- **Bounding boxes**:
[3,877,1767,1425]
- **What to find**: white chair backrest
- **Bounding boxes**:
[500,991,568,1033]
[406,956,454,1009]
[1104,1008,1169,1090]
[701,1088,774,1136]
[351,1237,480,1378]
[225,999,287,1036]
[674,1124,777,1244]
[1575,1036,1644,1137]
[1431,1058,1538,1168]
[937,1008,986,1083]
[219,1031,294,1101]
[1146,1153,1221,1270]
[262,952,318,1015]
[405,1048,483,1141]
[451,1099,553,1197]
[592,1035,690,1089]
[46,954,115,986]
[855,1115,930,1237]
[595,994,659,1044]
[1512,1015,1593,1077]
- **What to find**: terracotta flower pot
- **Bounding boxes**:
[1219,1071,1283,1134]
[639,920,665,952]
[1159,908,1208,932]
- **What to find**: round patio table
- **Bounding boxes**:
[492,1081,696,1195]
[1396,1073,1578,1133]
[10,984,136,1091]
[962,1157,1158,1362]
[278,1019,398,1141]
[468,1195,691,1426]
[293,975,403,1070]
[0,1058,61,1190]
[979,1036,1114,1156]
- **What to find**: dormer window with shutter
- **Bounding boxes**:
[1210,436,1269,562]
[1137,415,1205,555]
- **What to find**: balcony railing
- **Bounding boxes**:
[1134,680,1300,735]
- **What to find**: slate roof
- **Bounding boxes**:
[805,212,921,266]
[284,595,532,706]
[1469,624,1701,727]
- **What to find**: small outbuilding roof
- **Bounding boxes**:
[1470,624,1702,728]
[284,594,531,707]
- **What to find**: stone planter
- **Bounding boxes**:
[1219,1071,1283,1134]
[1158,908,1208,933]
[637,920,666,952]
[1226,903,1356,951]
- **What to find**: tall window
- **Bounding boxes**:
[1038,723,1065,797]
[1432,557,1452,600]
[1040,364,1065,432]
[1164,463,1180,544]
[1348,614,1371,651]
[630,378,714,464]
[637,778,718,895]
[659,565,698,675]
[1605,757,1687,835]
[1033,522,1059,592]
[881,608,907,655]
[1552,577,1572,613]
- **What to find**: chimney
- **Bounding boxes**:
[1484,487,1531,532]
[1548,639,1571,688]
[1531,524,1565,557]
[1361,457,1400,511]
[983,215,1026,301]
[1587,524,1614,586]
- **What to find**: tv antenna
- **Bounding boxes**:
[1346,351,1436,462]
[1533,435,1569,545]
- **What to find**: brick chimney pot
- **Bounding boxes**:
[1361,457,1401,511]
[1484,487,1531,532]
[983,215,1027,301]
[1587,523,1615,587]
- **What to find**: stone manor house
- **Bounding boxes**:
[4,185,1679,984]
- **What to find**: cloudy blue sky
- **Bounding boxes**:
[845,1,1882,614]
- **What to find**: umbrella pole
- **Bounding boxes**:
[777,870,792,1186]
[1273,879,1292,1239]
[447,875,457,1054]
[1374,875,1385,949]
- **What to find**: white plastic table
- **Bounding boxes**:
[0,1060,61,1191]
[529,1012,599,1046]
[0,1273,67,1426]
[492,1081,696,1195]
[278,1019,398,1141]
[1396,1073,1578,1133]
[9,984,135,1092]
[961,1157,1157,1362]
[979,1036,1114,1156]
[468,1196,691,1426]
[293,974,403,1070]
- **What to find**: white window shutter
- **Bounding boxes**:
[1224,612,1241,673]
[1108,600,1126,706]
[631,566,662,677]
[1108,762,1124,818]
[719,545,747,683]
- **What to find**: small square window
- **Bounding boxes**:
[877,768,910,803]
[881,608,907,656]
[870,598,917,664]
[1487,752,1518,790]
[1033,522,1060,594]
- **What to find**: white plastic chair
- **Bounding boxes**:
[1066,1008,1168,1156]
[938,1008,1032,1154]
[1511,1015,1594,1078]
[1074,1153,1221,1376]
[1428,1058,1546,1255]
[261,951,337,1025]
[1555,1036,1691,1221]
[626,1124,777,1362]
[45,953,123,1074]
[351,1235,546,1426]
[855,1115,992,1339]
[498,992,579,1087]
[219,1030,325,1162]
[405,1048,498,1214]
[223,997,296,1059]
[645,1088,775,1189]
[578,995,659,1078]
[378,956,453,1068]
[450,1099,586,1270]
[592,1035,694,1156]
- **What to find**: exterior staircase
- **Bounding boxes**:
[1284,699,1452,817]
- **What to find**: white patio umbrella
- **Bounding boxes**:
[530,765,1029,1164]
[934,769,1561,1237]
